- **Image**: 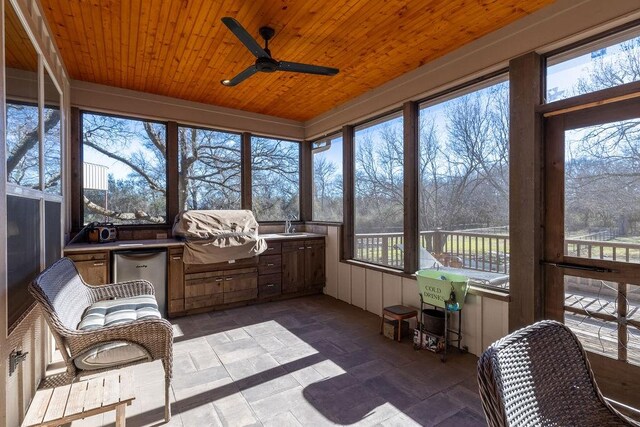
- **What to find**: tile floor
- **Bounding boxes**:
[71,295,486,426]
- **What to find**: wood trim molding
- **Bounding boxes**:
[241,132,252,210]
[342,125,355,260]
[403,101,419,274]
[508,51,544,331]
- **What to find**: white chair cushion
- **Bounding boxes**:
[77,295,161,331]
[74,295,161,371]
[74,341,149,371]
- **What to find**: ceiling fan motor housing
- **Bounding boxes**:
[256,57,279,72]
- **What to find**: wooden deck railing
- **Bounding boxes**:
[355,229,640,272]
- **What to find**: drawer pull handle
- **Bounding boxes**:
[172,256,181,260]
[266,263,275,267]
[268,247,275,251]
[266,284,275,288]
[215,278,223,282]
[93,262,104,266]
[298,247,305,250]
[225,277,233,281]
[307,246,312,249]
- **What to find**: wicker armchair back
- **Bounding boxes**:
[30,258,93,331]
[477,320,638,426]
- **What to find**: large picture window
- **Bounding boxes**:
[312,134,343,222]
[251,136,300,221]
[82,112,167,225]
[418,78,510,288]
[178,126,241,210]
[354,113,404,268]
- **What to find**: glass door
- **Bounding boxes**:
[544,101,640,409]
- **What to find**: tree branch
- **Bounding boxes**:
[83,196,165,224]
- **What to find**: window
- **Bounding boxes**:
[82,112,167,225]
[178,126,241,210]
[546,28,640,102]
[312,134,343,222]
[354,113,404,268]
[418,78,510,287]
[251,136,300,221]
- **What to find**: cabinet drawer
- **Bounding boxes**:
[185,278,224,298]
[66,252,107,262]
[224,289,257,304]
[184,256,258,274]
[258,254,281,275]
[258,274,282,298]
[223,275,257,293]
[185,294,223,310]
[263,241,282,254]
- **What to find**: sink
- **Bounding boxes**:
[274,232,307,236]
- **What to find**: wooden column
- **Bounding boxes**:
[70,107,83,232]
[509,52,544,331]
[241,132,252,210]
[300,140,312,221]
[166,121,179,223]
[403,101,419,274]
[342,125,355,260]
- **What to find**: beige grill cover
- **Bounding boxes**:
[172,210,267,264]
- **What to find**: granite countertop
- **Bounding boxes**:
[64,233,325,253]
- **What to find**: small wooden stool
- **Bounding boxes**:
[22,372,135,427]
[381,305,418,342]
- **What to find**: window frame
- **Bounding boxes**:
[310,131,344,224]
[249,133,303,223]
[79,109,170,228]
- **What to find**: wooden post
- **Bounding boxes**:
[300,140,312,221]
[342,125,355,260]
[403,101,419,274]
[241,132,252,210]
[70,107,83,232]
[166,121,179,224]
[509,52,544,331]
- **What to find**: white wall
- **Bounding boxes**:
[323,225,508,356]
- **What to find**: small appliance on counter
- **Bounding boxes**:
[87,222,117,243]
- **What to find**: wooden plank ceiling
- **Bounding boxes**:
[5,0,38,71]
[40,0,555,121]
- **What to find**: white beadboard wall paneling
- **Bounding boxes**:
[324,226,339,298]
[401,277,420,309]
[382,273,402,308]
[337,262,352,304]
[351,266,366,310]
[365,269,383,316]
[482,298,510,351]
[461,294,483,356]
[71,80,305,140]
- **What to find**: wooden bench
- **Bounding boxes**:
[22,372,135,427]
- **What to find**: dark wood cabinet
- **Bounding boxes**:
[305,240,326,289]
[66,252,109,285]
[168,248,185,315]
[282,238,325,294]
[282,241,306,293]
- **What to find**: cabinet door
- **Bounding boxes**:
[168,248,185,314]
[66,252,109,285]
[304,240,326,288]
[282,241,305,294]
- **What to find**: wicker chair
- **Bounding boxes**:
[29,257,173,422]
[478,320,638,427]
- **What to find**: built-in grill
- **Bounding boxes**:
[172,210,267,264]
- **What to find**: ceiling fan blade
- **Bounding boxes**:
[221,17,269,58]
[221,65,258,87]
[278,61,339,76]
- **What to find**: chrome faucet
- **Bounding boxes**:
[285,219,292,234]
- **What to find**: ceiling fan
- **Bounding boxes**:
[220,17,339,87]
